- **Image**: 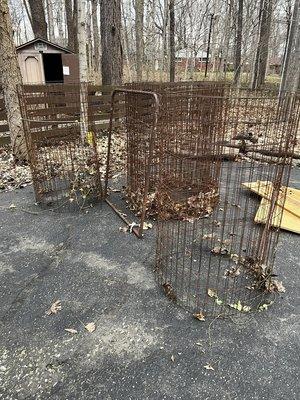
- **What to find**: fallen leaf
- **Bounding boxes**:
[85,322,96,333]
[230,254,239,262]
[211,246,221,254]
[171,355,175,362]
[211,246,228,255]
[46,300,61,315]
[202,233,216,240]
[162,282,177,301]
[143,222,153,230]
[265,279,286,293]
[225,266,241,278]
[229,300,243,312]
[204,364,214,371]
[193,312,206,321]
[64,328,78,334]
[242,305,251,312]
[128,222,139,233]
[258,301,274,312]
[207,288,217,298]
[215,298,223,305]
[229,300,251,312]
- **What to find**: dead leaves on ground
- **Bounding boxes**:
[84,322,96,333]
[193,312,206,321]
[265,279,286,293]
[203,364,215,371]
[0,148,32,192]
[46,300,96,334]
[46,300,62,315]
[64,328,78,334]
[119,221,153,234]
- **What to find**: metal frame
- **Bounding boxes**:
[104,89,160,238]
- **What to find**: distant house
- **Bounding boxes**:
[16,38,79,84]
[175,49,210,71]
[268,57,282,75]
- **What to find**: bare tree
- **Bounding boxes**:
[135,0,144,81]
[27,0,47,39]
[0,0,27,161]
[280,0,300,93]
[251,0,273,88]
[91,0,100,74]
[65,0,78,52]
[169,0,175,81]
[46,0,55,41]
[233,0,243,85]
[100,0,123,85]
[78,0,88,137]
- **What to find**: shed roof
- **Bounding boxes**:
[16,37,74,54]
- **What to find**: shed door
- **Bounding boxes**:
[21,55,44,84]
[61,54,80,83]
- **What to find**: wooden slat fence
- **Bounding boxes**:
[0,83,125,146]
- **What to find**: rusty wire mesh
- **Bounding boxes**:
[124,81,227,216]
[18,83,108,208]
[154,88,300,317]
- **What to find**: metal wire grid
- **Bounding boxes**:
[155,90,300,317]
[104,88,160,237]
[124,81,227,217]
[18,83,103,208]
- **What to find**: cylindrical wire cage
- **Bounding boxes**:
[124,81,227,216]
[18,83,103,209]
[155,88,300,317]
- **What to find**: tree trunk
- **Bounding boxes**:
[251,0,273,89]
[56,0,65,46]
[135,0,144,81]
[65,0,78,52]
[0,0,27,161]
[169,0,175,82]
[222,0,233,78]
[91,0,100,74]
[46,0,55,41]
[77,0,88,138]
[280,0,300,94]
[28,0,47,39]
[121,0,133,81]
[233,0,243,85]
[86,2,93,73]
[100,0,123,85]
[162,0,169,73]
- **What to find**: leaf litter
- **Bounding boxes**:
[64,328,78,334]
[0,148,32,192]
[84,322,96,333]
[46,300,62,315]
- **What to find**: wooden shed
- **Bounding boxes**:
[16,38,79,84]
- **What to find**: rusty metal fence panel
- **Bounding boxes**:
[124,81,227,217]
[155,89,300,317]
[18,83,110,208]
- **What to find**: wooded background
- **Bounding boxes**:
[5,0,300,88]
[0,0,299,160]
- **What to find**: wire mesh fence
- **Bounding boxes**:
[17,80,300,317]
[154,89,300,317]
[123,81,227,217]
[18,83,118,208]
